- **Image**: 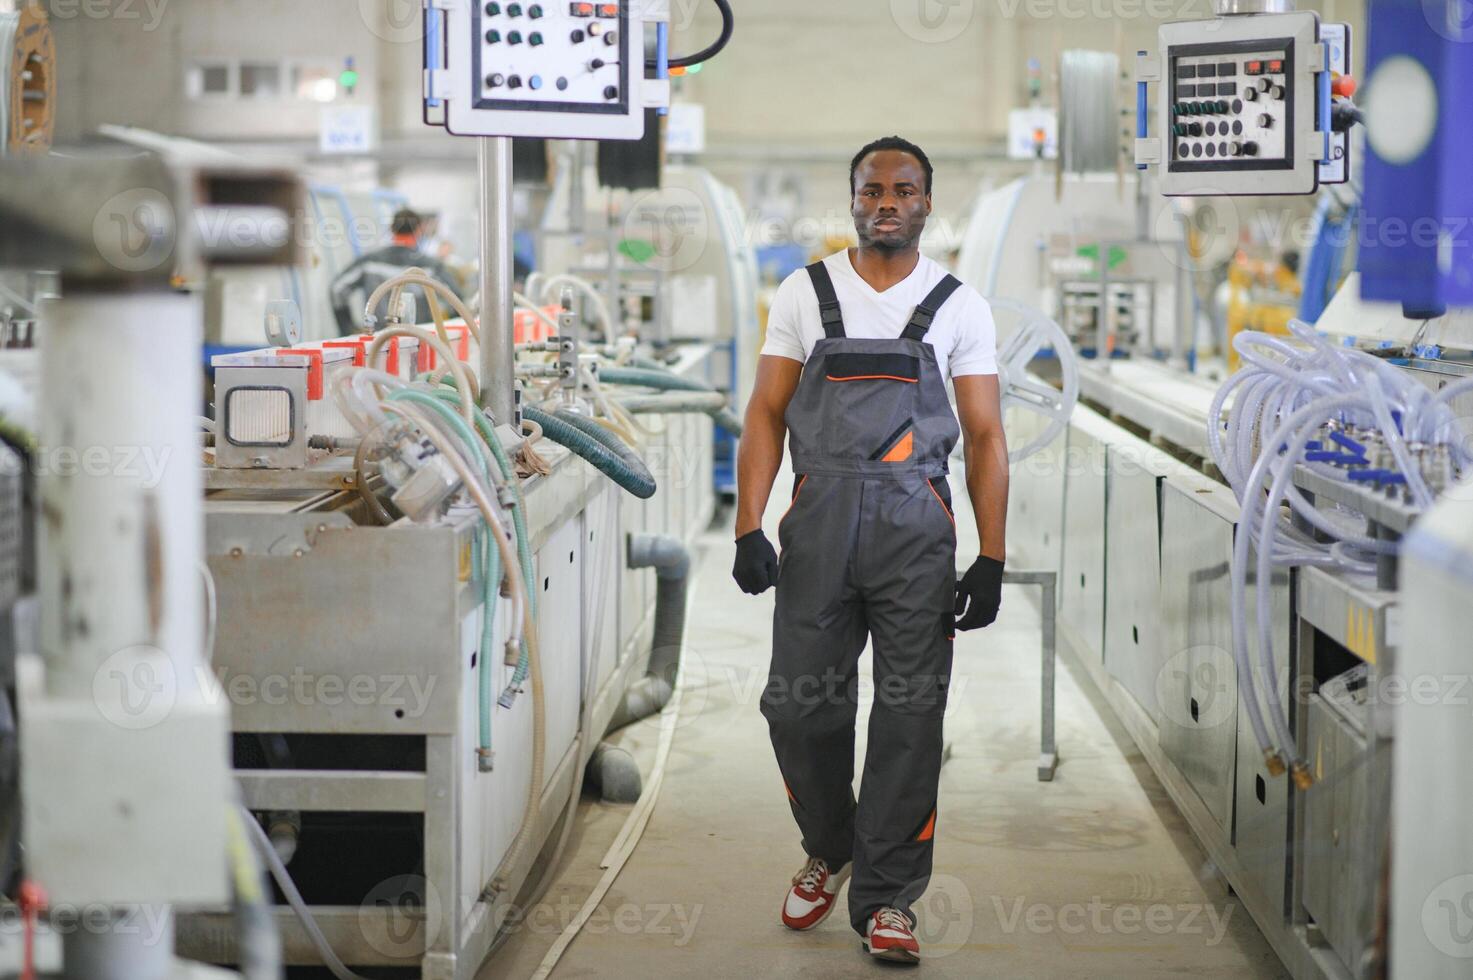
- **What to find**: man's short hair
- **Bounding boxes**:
[849,136,934,196]
[391,208,423,237]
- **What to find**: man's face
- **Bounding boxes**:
[851,150,931,250]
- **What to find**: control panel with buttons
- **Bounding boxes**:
[1170,48,1289,167]
[426,0,671,140]
[1135,11,1348,196]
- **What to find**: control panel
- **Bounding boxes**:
[425,0,671,140]
[1135,12,1344,196]
[1170,51,1289,167]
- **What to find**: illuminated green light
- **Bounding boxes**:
[686,63,702,74]
[339,69,360,89]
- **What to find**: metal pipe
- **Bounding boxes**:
[478,137,516,425]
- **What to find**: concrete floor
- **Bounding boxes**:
[480,471,1288,979]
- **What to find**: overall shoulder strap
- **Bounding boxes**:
[805,261,846,339]
[901,274,963,341]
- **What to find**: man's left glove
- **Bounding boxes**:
[732,529,779,595]
[954,556,1004,631]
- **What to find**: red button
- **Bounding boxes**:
[571,2,593,15]
[1267,59,1283,72]
[1245,61,1262,75]
[598,3,618,15]
[1332,74,1356,97]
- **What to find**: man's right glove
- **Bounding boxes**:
[732,529,779,595]
[954,556,1005,631]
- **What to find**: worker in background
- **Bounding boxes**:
[733,136,1009,963]
[329,207,461,336]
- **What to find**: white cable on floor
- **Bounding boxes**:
[528,568,696,980]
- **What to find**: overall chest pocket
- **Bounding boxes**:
[819,351,920,459]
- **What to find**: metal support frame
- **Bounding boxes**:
[1002,569,1060,781]
[478,136,516,426]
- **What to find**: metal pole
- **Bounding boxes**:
[479,136,516,425]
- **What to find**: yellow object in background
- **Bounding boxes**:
[1226,249,1302,371]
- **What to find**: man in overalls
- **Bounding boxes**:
[733,136,1009,963]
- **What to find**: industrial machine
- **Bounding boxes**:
[0,3,740,979]
[994,3,1473,980]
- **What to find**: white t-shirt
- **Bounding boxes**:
[760,250,998,381]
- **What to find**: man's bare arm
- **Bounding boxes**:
[954,374,1008,561]
[735,355,804,537]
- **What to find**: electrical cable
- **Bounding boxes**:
[644,0,732,70]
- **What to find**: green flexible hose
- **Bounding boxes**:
[522,405,657,499]
[385,389,506,762]
[420,387,538,704]
[597,366,743,436]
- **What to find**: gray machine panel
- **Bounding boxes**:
[1158,479,1239,834]
[1231,557,1293,918]
[206,516,471,734]
[1060,424,1107,661]
[1103,444,1166,723]
[1303,674,1372,972]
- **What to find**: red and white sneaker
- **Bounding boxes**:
[864,907,921,963]
[780,856,850,930]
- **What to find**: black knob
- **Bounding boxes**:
[1216,100,1230,114]
[1244,87,1258,101]
[603,30,618,45]
[508,75,523,88]
[590,58,606,69]
[570,28,586,42]
[1269,84,1286,100]
[1242,141,1259,156]
[485,29,501,42]
[1188,122,1203,136]
[486,73,505,88]
[603,85,619,99]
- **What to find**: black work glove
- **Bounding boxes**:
[733,529,779,595]
[954,556,1005,631]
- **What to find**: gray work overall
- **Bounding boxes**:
[763,260,963,935]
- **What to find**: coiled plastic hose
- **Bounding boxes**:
[522,405,657,499]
